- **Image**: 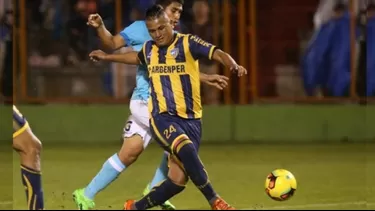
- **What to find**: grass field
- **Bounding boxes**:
[2,143,375,210]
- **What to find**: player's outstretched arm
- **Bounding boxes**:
[89,50,141,65]
[87,14,126,50]
[199,73,229,90]
[212,49,247,77]
[189,34,246,77]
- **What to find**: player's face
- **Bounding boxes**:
[146,13,174,46]
[164,2,183,27]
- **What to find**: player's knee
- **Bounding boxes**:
[168,157,188,186]
[13,130,42,156]
[29,138,42,158]
[118,135,144,166]
[174,141,195,158]
[168,170,188,186]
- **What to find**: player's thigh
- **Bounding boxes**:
[129,99,149,128]
[149,114,190,153]
[179,118,202,151]
[123,115,153,149]
[12,106,41,152]
[167,154,188,185]
[120,114,154,164]
[118,135,144,165]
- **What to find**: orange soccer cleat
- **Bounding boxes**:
[123,200,136,210]
[211,198,236,210]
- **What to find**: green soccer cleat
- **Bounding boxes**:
[143,183,176,210]
[72,189,96,210]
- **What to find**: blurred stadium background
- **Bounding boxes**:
[1,0,375,210]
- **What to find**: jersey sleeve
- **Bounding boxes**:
[188,35,218,60]
[137,49,146,65]
[119,21,147,47]
[137,42,148,65]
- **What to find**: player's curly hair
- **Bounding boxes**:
[155,0,184,8]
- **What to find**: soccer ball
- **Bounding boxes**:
[265,169,297,201]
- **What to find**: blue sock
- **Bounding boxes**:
[176,143,217,204]
[149,152,169,189]
[84,153,126,200]
[21,165,44,210]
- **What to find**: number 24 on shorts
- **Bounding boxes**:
[164,125,177,140]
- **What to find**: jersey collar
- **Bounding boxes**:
[160,32,179,48]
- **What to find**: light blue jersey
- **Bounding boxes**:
[119,21,152,101]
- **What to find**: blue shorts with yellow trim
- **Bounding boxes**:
[150,113,202,154]
[13,105,29,138]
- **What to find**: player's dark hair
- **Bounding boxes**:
[146,4,166,20]
[155,0,184,8]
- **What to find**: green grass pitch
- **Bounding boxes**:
[3,143,375,210]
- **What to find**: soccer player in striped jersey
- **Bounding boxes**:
[73,0,228,210]
[88,5,246,210]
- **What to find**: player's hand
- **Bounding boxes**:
[204,74,229,90]
[89,50,107,62]
[231,65,247,77]
[87,13,103,28]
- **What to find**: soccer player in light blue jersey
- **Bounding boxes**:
[72,0,228,210]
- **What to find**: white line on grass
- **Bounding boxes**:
[0,201,12,205]
[244,201,375,210]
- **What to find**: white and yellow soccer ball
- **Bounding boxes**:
[265,169,297,201]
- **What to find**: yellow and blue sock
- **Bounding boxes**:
[21,165,44,210]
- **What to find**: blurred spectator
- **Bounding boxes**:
[39,0,65,40]
[302,2,355,97]
[367,2,375,96]
[314,0,344,29]
[27,0,73,68]
[187,0,219,104]
[134,0,154,14]
[0,6,13,103]
[66,0,98,61]
[88,0,115,52]
[129,7,145,22]
[0,0,9,72]
[314,0,367,29]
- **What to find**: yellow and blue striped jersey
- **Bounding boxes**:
[138,33,217,119]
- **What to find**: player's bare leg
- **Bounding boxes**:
[13,128,44,210]
[73,135,175,210]
[73,135,143,210]
[118,135,145,165]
